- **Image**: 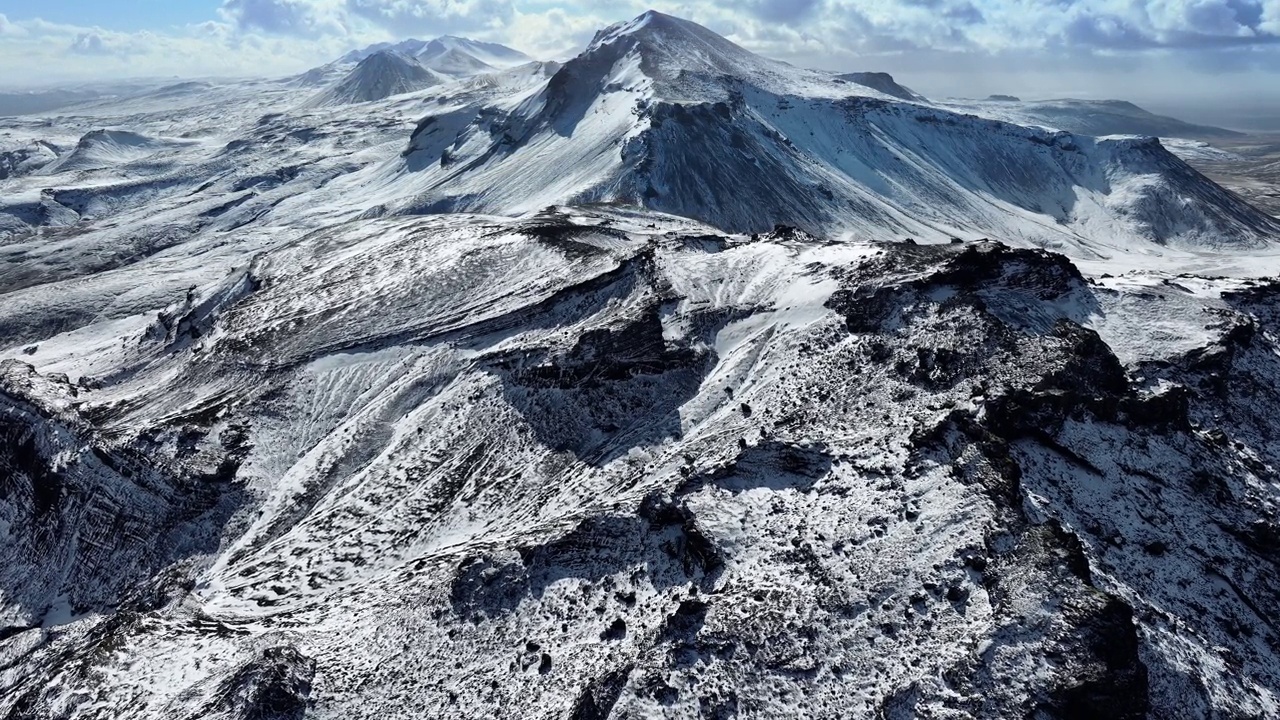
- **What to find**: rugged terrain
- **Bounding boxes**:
[2,10,1280,720]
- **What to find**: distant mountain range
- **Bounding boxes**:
[339,36,533,70]
[943,96,1245,140]
[296,36,534,105]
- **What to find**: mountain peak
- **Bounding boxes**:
[362,48,413,63]
[306,49,439,107]
[590,10,728,50]
[569,10,803,103]
[629,9,684,31]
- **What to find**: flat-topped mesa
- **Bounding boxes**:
[836,71,928,103]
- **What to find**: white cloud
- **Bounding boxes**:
[0,16,359,87]
[0,12,26,37]
[0,0,1276,104]
[219,0,350,37]
[345,0,516,34]
[1262,0,1280,33]
[68,32,111,55]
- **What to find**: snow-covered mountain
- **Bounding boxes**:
[305,50,444,107]
[339,36,532,71]
[2,9,1280,720]
[376,11,1278,254]
[298,37,534,106]
[297,35,533,90]
[418,36,534,73]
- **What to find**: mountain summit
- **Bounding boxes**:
[417,36,533,72]
[567,10,837,102]
[306,49,442,107]
[389,11,1279,253]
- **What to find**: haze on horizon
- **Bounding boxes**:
[2,0,1280,131]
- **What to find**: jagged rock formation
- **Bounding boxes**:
[1,210,1278,718]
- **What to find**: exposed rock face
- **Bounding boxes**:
[1,212,1277,718]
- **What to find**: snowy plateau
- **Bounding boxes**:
[2,9,1280,720]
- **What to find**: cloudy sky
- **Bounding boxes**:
[2,0,1279,127]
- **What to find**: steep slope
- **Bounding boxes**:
[2,212,1279,718]
[306,50,444,107]
[387,11,1279,253]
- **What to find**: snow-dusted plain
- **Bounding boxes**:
[2,10,1280,720]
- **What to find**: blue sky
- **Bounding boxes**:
[1,1,220,31]
[1,0,1279,122]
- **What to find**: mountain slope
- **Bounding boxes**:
[2,10,1280,717]
[2,212,1280,718]
[383,11,1278,254]
[306,50,444,107]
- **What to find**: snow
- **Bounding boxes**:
[0,10,1279,720]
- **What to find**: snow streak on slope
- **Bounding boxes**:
[2,212,1280,718]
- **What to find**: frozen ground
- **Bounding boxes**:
[2,10,1280,720]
